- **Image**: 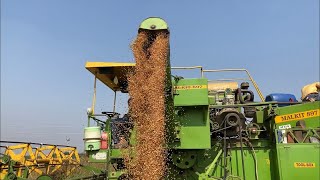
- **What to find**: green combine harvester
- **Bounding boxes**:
[84,17,320,180]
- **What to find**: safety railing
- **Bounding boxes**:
[171,67,264,101]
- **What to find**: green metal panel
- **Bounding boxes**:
[208,95,215,105]
[274,101,320,128]
[255,106,269,124]
[276,143,320,180]
[174,78,209,106]
[170,78,211,149]
[170,106,211,149]
[229,146,273,180]
[207,141,274,180]
[110,149,123,158]
[275,127,320,180]
[166,141,274,180]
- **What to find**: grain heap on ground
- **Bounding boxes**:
[127,30,169,179]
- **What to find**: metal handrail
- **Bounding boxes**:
[202,69,265,102]
[170,67,264,101]
[208,78,251,82]
[171,66,203,77]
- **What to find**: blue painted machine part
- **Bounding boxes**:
[265,93,298,107]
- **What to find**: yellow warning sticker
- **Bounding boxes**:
[275,109,320,124]
[174,85,207,90]
[294,162,316,168]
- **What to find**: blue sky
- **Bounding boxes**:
[1,1,319,151]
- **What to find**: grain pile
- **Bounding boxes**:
[127,30,169,179]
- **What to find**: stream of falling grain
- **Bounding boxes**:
[127,30,169,180]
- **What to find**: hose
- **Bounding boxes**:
[243,138,259,180]
[239,126,246,180]
[237,88,254,104]
[223,121,228,180]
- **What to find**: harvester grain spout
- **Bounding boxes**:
[138,17,169,31]
[126,17,175,179]
[137,17,176,146]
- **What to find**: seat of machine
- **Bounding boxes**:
[208,81,238,92]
